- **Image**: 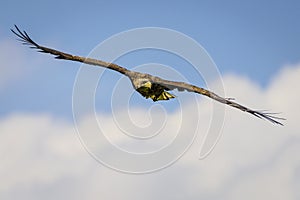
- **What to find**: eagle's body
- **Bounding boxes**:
[128,71,175,101]
[11,25,285,125]
[136,81,175,101]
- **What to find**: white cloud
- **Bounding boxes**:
[0,114,86,192]
[0,64,300,200]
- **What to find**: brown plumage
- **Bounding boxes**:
[11,25,285,125]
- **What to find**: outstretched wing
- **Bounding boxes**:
[10,25,130,75]
[152,77,285,125]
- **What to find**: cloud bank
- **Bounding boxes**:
[1,64,299,200]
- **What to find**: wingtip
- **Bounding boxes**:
[252,110,285,126]
[11,25,39,48]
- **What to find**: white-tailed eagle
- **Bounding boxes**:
[11,25,285,125]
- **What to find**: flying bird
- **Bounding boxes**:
[11,25,285,125]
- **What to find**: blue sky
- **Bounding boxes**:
[1,0,300,118]
[1,1,300,200]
